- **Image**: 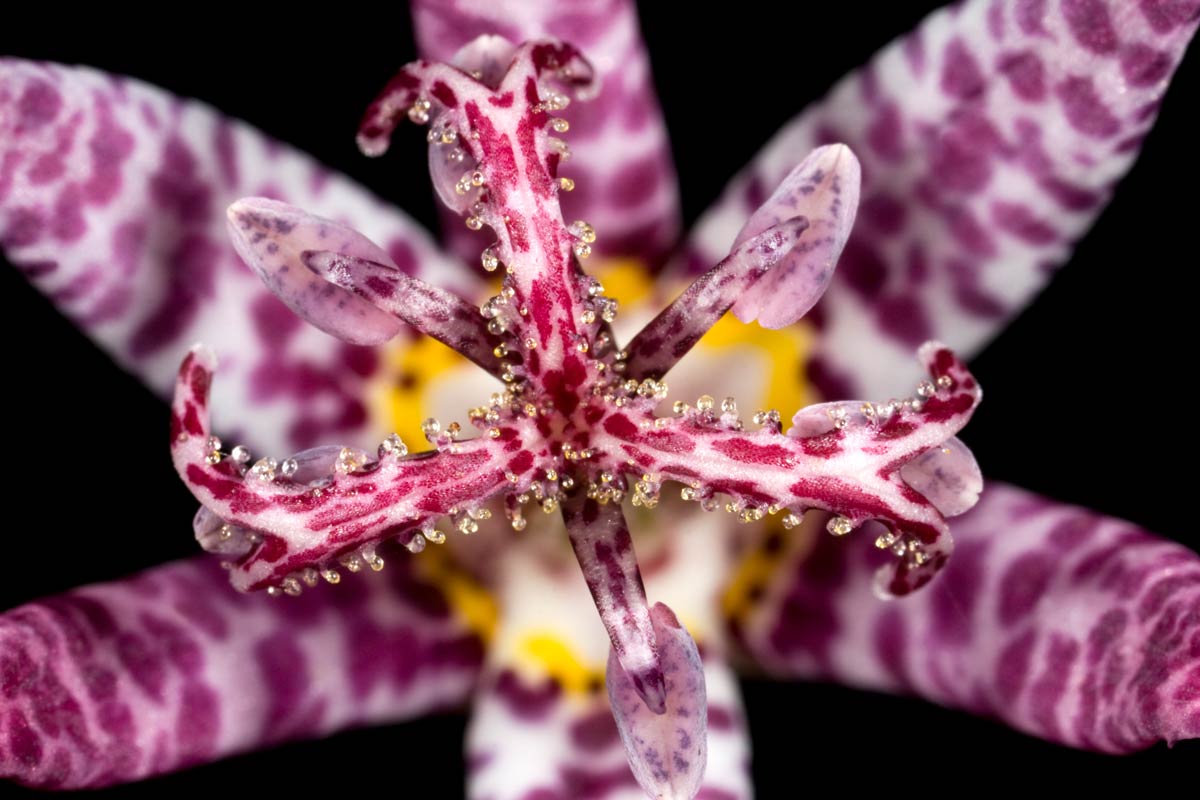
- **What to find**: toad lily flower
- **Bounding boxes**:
[2,1,1198,797]
[173,38,981,793]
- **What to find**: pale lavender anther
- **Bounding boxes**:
[626,217,811,381]
[303,249,504,376]
[225,198,406,346]
[734,484,1199,753]
[898,436,982,518]
[684,0,1200,397]
[0,555,482,789]
[608,603,707,800]
[730,144,861,330]
[563,494,666,714]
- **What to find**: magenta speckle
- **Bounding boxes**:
[570,708,621,752]
[16,80,61,131]
[214,121,239,188]
[1062,0,1120,55]
[150,137,212,224]
[1016,0,1049,34]
[873,607,911,687]
[866,103,904,162]
[386,238,418,276]
[176,682,220,766]
[940,39,985,100]
[254,631,311,741]
[84,107,135,205]
[128,233,220,357]
[877,294,933,347]
[995,629,1038,705]
[1029,635,1080,738]
[1057,77,1121,138]
[52,184,87,242]
[838,239,887,300]
[2,207,44,248]
[1139,0,1199,33]
[997,50,1046,101]
[998,551,1055,626]
[116,630,167,702]
[7,709,43,769]
[859,193,906,235]
[493,669,562,720]
[1121,43,1174,87]
[250,293,303,349]
[607,154,662,207]
[991,201,1057,245]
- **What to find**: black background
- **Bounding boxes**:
[3,3,1197,795]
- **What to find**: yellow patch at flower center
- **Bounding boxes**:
[413,546,499,643]
[521,633,605,696]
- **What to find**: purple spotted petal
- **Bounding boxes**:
[225,198,404,346]
[562,494,665,713]
[0,59,471,455]
[412,0,681,265]
[730,144,861,329]
[735,483,1199,752]
[0,555,482,789]
[303,249,503,376]
[683,0,1200,397]
[170,346,542,593]
[593,344,982,596]
[625,217,811,381]
[608,603,707,800]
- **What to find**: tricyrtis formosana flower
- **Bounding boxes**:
[171,38,980,796]
[1,1,1197,797]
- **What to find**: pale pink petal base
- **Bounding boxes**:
[735,483,1199,753]
[0,554,481,789]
